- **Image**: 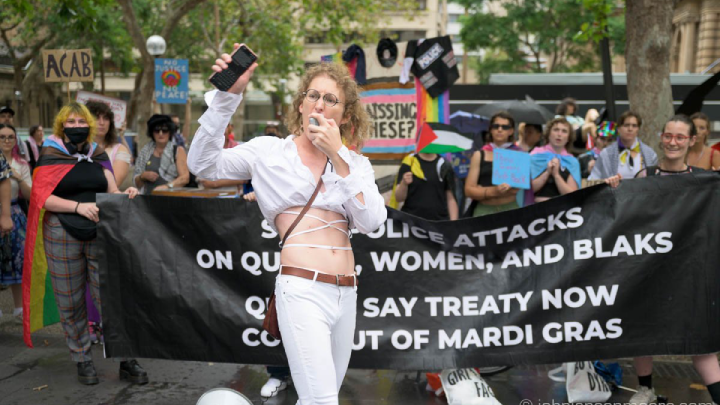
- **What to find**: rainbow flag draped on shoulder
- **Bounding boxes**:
[22,136,111,348]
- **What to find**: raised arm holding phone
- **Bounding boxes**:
[187,43,387,405]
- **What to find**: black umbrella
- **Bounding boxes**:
[474,100,554,125]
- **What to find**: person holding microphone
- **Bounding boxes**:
[188,43,386,405]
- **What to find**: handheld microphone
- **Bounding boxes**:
[309,117,319,126]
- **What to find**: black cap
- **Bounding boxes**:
[376,38,398,68]
[0,106,15,116]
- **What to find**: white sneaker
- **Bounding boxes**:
[629,386,656,405]
[13,308,22,324]
[261,377,289,398]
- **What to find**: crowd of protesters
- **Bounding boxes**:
[389,96,719,405]
[1,80,719,404]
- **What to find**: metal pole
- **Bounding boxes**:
[600,36,616,121]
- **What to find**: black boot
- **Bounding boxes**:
[77,360,99,385]
[119,359,149,384]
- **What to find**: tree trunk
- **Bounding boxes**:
[117,0,206,151]
[625,0,677,155]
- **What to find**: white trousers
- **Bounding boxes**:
[276,273,357,405]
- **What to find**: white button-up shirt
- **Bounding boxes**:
[187,91,387,234]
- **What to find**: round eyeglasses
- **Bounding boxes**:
[303,89,343,107]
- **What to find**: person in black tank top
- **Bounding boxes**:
[606,115,720,405]
[531,118,579,203]
[464,111,522,217]
[28,102,145,386]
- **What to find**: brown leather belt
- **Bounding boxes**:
[281,266,358,287]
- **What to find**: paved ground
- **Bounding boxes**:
[1,288,717,405]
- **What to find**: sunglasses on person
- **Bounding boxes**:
[491,124,512,130]
[302,89,343,108]
[660,133,691,143]
[153,127,171,134]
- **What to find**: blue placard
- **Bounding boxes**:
[492,148,531,189]
[154,58,189,104]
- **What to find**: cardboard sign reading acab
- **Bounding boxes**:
[42,49,94,82]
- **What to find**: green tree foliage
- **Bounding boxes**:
[576,0,625,55]
[457,0,609,82]
[2,0,415,128]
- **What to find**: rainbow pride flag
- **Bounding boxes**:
[320,52,342,63]
[415,77,450,140]
[22,137,112,347]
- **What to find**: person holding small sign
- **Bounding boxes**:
[188,44,386,405]
[604,115,720,405]
[464,111,523,217]
[529,118,580,203]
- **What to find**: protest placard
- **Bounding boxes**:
[154,58,189,104]
[76,91,127,128]
[492,148,531,189]
[42,49,94,82]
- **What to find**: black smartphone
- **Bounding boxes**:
[209,45,258,92]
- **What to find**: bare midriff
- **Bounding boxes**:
[481,192,518,206]
[275,207,355,276]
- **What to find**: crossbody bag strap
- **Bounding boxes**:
[280,159,329,248]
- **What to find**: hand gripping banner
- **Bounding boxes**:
[96,172,720,369]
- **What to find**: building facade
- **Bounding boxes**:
[671,0,720,74]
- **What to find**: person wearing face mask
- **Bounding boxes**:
[588,111,658,181]
[603,115,720,405]
[188,44,386,405]
[21,102,143,386]
[133,114,190,195]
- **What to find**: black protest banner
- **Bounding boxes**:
[97,173,720,370]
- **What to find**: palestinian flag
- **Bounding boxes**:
[22,136,111,348]
[416,122,473,154]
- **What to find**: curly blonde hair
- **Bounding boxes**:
[53,102,97,144]
[285,63,372,149]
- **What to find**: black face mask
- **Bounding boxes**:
[63,127,90,145]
